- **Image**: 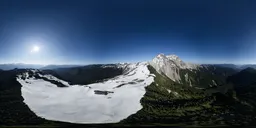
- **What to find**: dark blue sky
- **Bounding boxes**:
[0,0,256,64]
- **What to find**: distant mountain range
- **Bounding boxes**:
[40,64,83,70]
[0,61,255,71]
[227,67,256,86]
[210,64,256,70]
[0,64,83,70]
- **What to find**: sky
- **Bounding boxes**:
[0,0,256,65]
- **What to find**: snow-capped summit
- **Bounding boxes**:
[150,54,199,82]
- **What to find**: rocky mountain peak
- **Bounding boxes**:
[152,54,196,69]
[150,54,199,82]
[166,55,186,69]
[166,55,180,61]
[156,53,165,58]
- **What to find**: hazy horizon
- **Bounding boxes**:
[0,53,255,66]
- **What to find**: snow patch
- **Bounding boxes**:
[212,80,217,86]
[173,92,179,97]
[189,79,192,87]
[185,73,189,82]
[165,88,179,97]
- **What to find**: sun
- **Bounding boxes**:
[31,45,40,53]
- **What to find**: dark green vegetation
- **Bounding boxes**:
[1,66,256,127]
[122,66,256,126]
[179,65,237,89]
[227,68,256,114]
[227,67,256,87]
[29,72,68,87]
[0,69,56,125]
[42,64,123,85]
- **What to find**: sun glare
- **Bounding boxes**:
[31,45,40,53]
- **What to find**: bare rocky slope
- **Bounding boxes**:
[150,54,237,89]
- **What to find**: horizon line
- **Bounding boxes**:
[0,62,255,66]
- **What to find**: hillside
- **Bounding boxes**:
[227,68,256,115]
[41,64,124,85]
[123,65,256,126]
[227,67,256,86]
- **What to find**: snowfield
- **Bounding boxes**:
[16,62,154,124]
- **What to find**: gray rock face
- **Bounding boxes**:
[149,54,199,82]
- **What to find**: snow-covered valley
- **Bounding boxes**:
[16,62,154,124]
